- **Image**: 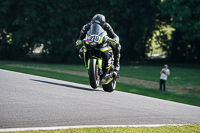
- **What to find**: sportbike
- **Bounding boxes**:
[81,23,118,92]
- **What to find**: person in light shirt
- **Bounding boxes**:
[159,64,170,91]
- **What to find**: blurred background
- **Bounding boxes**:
[0,0,200,64]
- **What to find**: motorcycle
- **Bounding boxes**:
[81,23,118,92]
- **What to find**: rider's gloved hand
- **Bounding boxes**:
[109,39,118,46]
[76,40,82,49]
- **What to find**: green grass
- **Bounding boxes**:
[2,60,200,87]
[0,65,89,85]
[0,60,87,72]
[120,65,200,88]
[117,83,200,106]
[0,60,200,107]
[2,60,200,90]
[2,124,200,133]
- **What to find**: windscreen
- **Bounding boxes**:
[90,23,104,35]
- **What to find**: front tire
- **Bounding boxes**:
[88,59,100,89]
[102,80,116,92]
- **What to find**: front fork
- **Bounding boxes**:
[98,58,103,75]
[86,58,103,75]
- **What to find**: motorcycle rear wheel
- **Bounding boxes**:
[88,59,100,89]
[102,80,116,92]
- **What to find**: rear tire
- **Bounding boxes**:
[102,80,116,92]
[88,59,100,89]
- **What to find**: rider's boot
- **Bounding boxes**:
[114,59,120,71]
[114,54,120,78]
[110,41,121,72]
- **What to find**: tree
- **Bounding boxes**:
[159,0,200,61]
[108,0,160,62]
[0,0,161,63]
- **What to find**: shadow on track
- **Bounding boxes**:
[30,79,103,92]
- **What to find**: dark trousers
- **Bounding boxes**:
[160,79,166,91]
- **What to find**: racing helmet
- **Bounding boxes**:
[91,14,106,25]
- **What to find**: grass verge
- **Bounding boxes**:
[0,64,200,107]
[2,124,200,133]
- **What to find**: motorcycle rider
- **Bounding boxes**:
[75,14,121,72]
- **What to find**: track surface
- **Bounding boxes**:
[0,69,200,128]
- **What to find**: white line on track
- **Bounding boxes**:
[0,124,185,132]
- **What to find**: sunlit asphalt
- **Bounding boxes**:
[0,69,200,128]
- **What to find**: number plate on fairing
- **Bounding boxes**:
[88,35,101,43]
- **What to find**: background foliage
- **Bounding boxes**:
[159,0,200,62]
[0,0,199,64]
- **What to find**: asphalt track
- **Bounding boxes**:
[0,69,200,129]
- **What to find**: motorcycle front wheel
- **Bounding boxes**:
[88,58,100,89]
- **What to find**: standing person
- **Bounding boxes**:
[159,64,170,91]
